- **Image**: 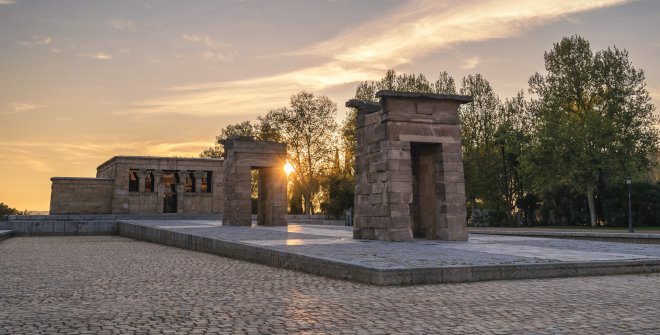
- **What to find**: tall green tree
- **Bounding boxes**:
[497,91,536,225]
[258,91,339,214]
[458,74,505,220]
[527,35,659,226]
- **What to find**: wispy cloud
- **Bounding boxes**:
[1,103,40,115]
[78,52,113,60]
[18,35,52,47]
[0,139,209,169]
[110,19,140,32]
[460,57,480,70]
[131,0,630,116]
[181,33,234,62]
[0,0,15,5]
[0,147,53,173]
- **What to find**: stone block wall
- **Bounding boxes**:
[50,178,114,214]
[183,193,214,213]
[351,91,472,242]
[127,193,159,214]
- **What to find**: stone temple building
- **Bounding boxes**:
[49,137,288,227]
[50,156,224,215]
[49,90,472,240]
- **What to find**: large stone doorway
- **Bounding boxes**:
[221,137,287,226]
[349,91,472,242]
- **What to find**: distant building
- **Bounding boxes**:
[50,156,224,214]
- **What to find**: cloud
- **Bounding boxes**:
[0,139,210,165]
[182,34,234,62]
[0,146,53,173]
[1,103,40,115]
[18,35,52,47]
[460,57,480,70]
[131,0,630,116]
[110,19,140,32]
[0,0,15,5]
[78,52,113,60]
[144,141,214,157]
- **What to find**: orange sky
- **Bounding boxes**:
[1,0,658,211]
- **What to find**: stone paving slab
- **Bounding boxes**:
[118,220,660,285]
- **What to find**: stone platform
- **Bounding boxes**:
[117,220,660,285]
[0,230,12,241]
[470,228,660,244]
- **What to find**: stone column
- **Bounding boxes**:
[153,170,163,213]
[193,171,204,193]
[176,171,188,213]
[136,169,147,193]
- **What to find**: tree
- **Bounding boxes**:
[258,91,339,214]
[354,69,457,102]
[0,202,30,216]
[200,121,256,158]
[320,148,355,219]
[459,74,505,221]
[496,91,536,225]
[527,35,659,227]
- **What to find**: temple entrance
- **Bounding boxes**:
[254,167,278,226]
[411,143,439,239]
[163,193,177,213]
[161,171,178,213]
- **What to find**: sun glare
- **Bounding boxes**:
[284,161,294,176]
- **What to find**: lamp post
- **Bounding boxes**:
[626,176,634,233]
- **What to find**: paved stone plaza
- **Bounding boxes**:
[116,220,660,284]
[1,236,659,334]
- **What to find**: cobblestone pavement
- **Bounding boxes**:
[1,236,659,335]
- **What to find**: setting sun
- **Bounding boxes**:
[284,161,294,176]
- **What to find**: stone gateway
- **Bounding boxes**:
[221,137,288,226]
[348,90,472,242]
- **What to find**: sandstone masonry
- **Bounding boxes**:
[349,90,472,242]
[221,137,287,226]
[50,156,224,215]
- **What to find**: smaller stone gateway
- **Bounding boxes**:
[221,136,288,226]
[349,90,472,242]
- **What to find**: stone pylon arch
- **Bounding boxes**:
[349,91,472,241]
[221,136,288,226]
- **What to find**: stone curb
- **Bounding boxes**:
[0,221,118,236]
[117,221,660,286]
[470,230,660,244]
